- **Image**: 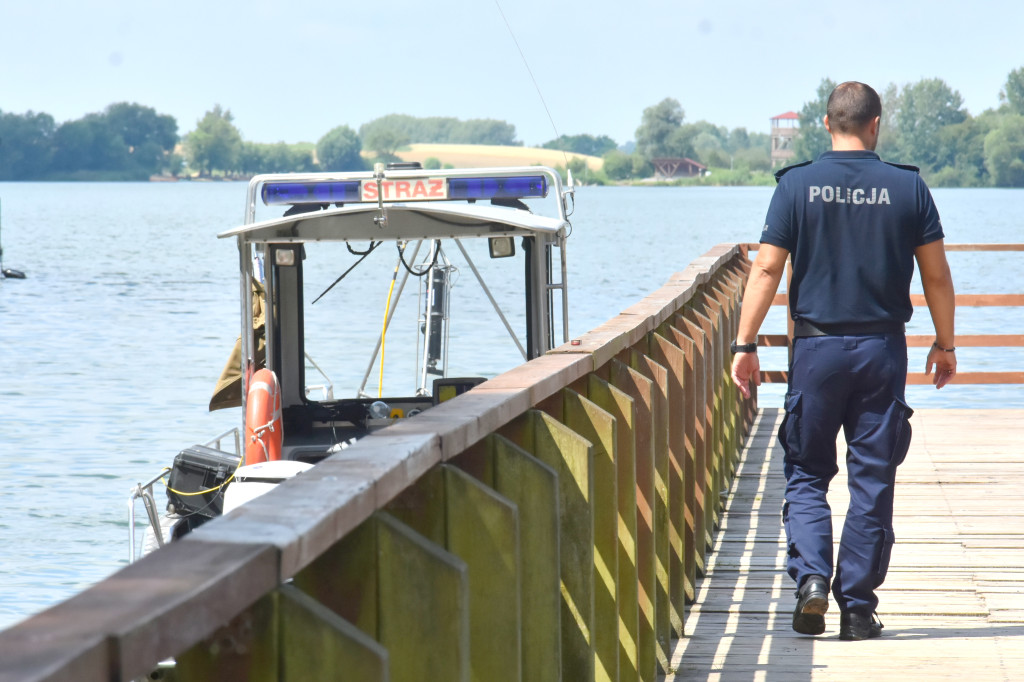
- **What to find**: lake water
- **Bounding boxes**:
[1,181,1021,629]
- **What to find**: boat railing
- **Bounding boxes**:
[204,426,242,455]
[126,427,241,562]
[304,351,335,401]
[745,242,1024,386]
[127,470,168,561]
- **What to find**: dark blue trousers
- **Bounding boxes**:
[780,333,914,615]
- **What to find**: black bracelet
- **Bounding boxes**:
[932,341,956,352]
[731,340,758,354]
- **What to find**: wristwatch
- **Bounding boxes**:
[730,340,757,354]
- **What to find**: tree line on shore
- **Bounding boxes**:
[792,69,1024,187]
[1,65,1022,186]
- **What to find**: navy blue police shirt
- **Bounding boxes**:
[761,150,944,325]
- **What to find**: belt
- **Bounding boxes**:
[793,319,905,337]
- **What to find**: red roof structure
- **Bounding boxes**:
[651,157,708,180]
[770,112,800,168]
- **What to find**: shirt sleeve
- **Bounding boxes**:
[916,176,944,246]
[760,179,796,251]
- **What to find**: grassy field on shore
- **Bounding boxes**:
[373,143,604,171]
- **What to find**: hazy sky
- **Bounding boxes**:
[3,1,1022,147]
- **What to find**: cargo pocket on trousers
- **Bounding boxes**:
[781,501,798,557]
[780,391,803,461]
[874,527,896,587]
[890,397,914,466]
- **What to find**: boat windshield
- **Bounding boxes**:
[301,235,529,401]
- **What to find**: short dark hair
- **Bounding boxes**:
[826,82,882,133]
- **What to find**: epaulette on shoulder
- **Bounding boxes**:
[885,161,920,173]
[773,160,812,184]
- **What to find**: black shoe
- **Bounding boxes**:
[792,575,829,635]
[839,611,884,640]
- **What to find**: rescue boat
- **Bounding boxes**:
[129,163,575,557]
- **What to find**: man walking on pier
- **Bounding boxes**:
[729,81,957,640]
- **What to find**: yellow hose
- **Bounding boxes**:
[379,255,401,398]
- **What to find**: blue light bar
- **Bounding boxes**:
[261,174,549,206]
[262,181,362,206]
[447,175,548,201]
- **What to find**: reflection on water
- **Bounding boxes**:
[0,182,1021,628]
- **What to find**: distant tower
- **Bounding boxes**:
[770,111,799,169]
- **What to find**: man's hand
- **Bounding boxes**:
[731,352,761,399]
[926,345,956,389]
[730,244,788,402]
[916,239,956,390]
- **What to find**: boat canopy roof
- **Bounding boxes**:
[219,201,567,244]
[221,165,571,245]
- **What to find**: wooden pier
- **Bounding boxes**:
[670,408,1024,680]
[1,242,1021,682]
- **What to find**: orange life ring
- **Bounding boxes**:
[245,368,282,464]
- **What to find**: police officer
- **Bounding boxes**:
[730,81,957,640]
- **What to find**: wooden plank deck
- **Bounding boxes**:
[667,408,1024,681]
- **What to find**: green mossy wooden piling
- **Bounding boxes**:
[586,374,641,682]
[443,464,522,682]
[292,517,378,639]
[561,389,619,682]
[610,357,660,681]
[377,512,470,682]
[489,434,561,682]
[503,409,596,682]
[628,349,673,673]
[649,331,688,632]
[279,585,388,681]
[175,593,278,682]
